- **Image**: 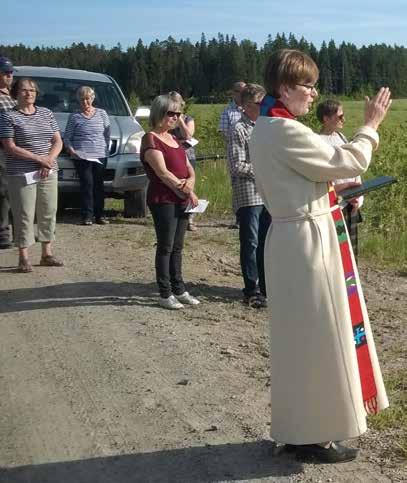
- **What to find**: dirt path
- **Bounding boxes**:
[0,213,405,482]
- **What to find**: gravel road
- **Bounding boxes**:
[0,213,405,482]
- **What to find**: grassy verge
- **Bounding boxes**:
[369,369,407,460]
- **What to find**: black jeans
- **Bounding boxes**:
[74,158,107,220]
[237,205,271,297]
[149,203,189,298]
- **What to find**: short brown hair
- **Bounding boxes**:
[316,99,342,123]
[241,83,266,106]
[10,78,40,99]
[264,49,319,98]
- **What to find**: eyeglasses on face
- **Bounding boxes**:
[166,111,182,118]
[20,88,37,94]
[296,83,318,92]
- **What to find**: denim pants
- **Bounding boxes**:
[237,205,271,297]
[149,203,189,298]
[74,158,107,220]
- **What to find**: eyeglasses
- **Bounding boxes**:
[20,89,37,94]
[166,111,182,118]
[296,83,318,92]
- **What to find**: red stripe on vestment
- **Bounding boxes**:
[328,183,378,414]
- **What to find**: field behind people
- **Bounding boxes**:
[186,99,407,269]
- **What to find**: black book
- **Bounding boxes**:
[340,176,397,200]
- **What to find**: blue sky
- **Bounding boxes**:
[2,0,406,49]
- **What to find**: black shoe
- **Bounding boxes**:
[286,442,358,464]
[243,293,267,309]
[0,241,12,249]
[95,217,109,225]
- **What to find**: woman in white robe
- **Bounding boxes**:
[250,49,391,464]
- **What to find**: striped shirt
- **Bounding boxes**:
[0,106,60,175]
[64,108,110,159]
[227,113,263,212]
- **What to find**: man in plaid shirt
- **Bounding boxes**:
[227,84,271,308]
[0,56,16,249]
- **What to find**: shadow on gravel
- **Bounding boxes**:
[0,281,242,313]
[0,440,302,482]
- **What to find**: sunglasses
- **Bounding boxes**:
[166,111,182,118]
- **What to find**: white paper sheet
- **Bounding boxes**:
[24,169,54,185]
[73,150,103,163]
[184,137,199,147]
[184,199,209,213]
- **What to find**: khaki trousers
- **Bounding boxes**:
[7,173,58,248]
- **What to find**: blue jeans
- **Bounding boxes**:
[237,205,271,297]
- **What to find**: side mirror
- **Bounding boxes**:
[134,106,150,119]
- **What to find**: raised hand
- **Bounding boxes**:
[364,87,392,130]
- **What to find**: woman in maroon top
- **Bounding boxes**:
[141,94,199,310]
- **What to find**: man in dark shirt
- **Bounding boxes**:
[0,56,16,249]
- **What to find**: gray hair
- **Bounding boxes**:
[149,94,183,129]
[168,91,186,110]
[76,85,95,101]
[241,83,266,106]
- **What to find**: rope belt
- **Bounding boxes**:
[272,205,339,223]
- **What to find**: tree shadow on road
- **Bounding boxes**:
[0,281,243,314]
[0,440,303,482]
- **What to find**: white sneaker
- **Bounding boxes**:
[159,295,184,310]
[176,292,200,305]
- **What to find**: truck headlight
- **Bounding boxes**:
[123,131,144,154]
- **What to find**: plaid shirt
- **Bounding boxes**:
[218,101,243,139]
[0,92,16,112]
[0,92,16,169]
[227,113,263,212]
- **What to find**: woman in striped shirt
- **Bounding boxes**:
[0,78,63,273]
[64,86,110,225]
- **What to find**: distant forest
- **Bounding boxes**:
[2,33,407,102]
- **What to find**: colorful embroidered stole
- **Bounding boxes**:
[328,184,378,414]
[265,100,378,415]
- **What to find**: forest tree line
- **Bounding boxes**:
[2,33,407,103]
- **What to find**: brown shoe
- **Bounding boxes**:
[40,255,64,267]
[17,258,33,273]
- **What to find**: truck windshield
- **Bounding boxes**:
[28,77,129,116]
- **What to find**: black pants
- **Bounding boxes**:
[149,203,189,298]
[0,167,11,245]
[74,158,107,220]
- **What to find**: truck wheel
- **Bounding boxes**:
[123,189,147,218]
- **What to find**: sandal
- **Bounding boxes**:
[18,258,33,273]
[40,255,64,267]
